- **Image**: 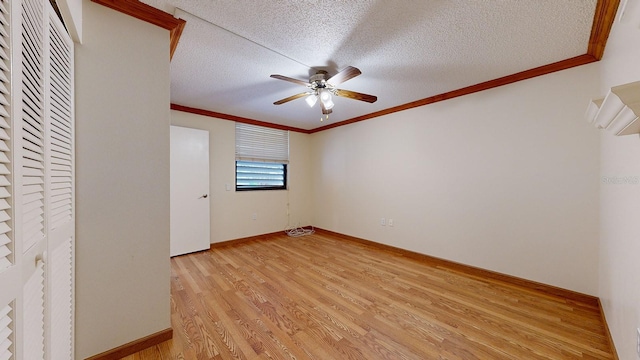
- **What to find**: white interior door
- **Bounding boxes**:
[170,126,210,257]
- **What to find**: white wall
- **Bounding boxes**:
[57,0,82,43]
[171,110,312,242]
[311,64,601,295]
[74,2,171,358]
[597,4,640,358]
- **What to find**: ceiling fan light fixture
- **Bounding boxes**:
[305,94,318,108]
[324,97,335,110]
[319,89,331,102]
[319,89,334,110]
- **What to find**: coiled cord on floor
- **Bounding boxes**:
[285,225,315,237]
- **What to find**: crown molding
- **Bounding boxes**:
[170,104,312,134]
[91,0,186,60]
[588,0,620,60]
[310,54,598,133]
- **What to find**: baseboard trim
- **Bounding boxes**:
[313,228,600,306]
[598,299,619,360]
[85,328,173,360]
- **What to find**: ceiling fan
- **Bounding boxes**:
[270,66,377,118]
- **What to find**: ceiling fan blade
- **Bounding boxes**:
[273,92,310,105]
[270,74,309,87]
[334,89,377,103]
[328,66,361,85]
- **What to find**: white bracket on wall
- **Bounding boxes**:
[585,81,640,136]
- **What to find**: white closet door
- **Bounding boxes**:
[0,0,11,272]
[45,8,74,359]
[0,303,14,360]
[2,0,74,359]
[18,0,47,358]
[0,0,11,274]
[20,0,46,255]
[46,7,73,240]
[22,259,45,360]
[48,238,72,359]
[0,0,16,359]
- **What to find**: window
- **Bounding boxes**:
[235,123,289,191]
[236,161,287,190]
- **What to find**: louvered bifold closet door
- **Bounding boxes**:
[21,0,45,255]
[22,259,45,360]
[0,0,12,272]
[45,9,74,360]
[0,0,75,357]
[48,238,72,359]
[0,0,16,359]
[19,0,47,359]
[0,304,14,360]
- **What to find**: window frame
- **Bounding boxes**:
[235,160,288,191]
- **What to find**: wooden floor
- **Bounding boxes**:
[123,231,615,360]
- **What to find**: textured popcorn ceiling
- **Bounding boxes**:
[142,0,598,130]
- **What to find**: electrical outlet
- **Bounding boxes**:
[388,219,394,227]
[380,218,386,226]
[252,213,257,220]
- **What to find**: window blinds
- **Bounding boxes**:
[235,123,289,163]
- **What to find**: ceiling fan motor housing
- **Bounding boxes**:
[310,70,329,88]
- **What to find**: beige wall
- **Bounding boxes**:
[74,2,171,358]
[310,64,601,295]
[170,110,313,242]
[597,8,640,359]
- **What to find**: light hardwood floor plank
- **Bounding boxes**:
[123,231,615,359]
